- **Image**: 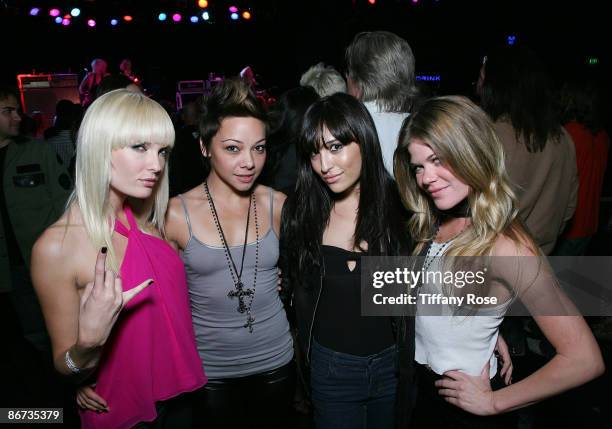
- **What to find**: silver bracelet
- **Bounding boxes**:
[65,349,84,374]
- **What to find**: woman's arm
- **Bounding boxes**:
[165,196,190,251]
[272,190,287,237]
[437,314,603,415]
[436,238,604,415]
[31,231,151,378]
[491,314,603,413]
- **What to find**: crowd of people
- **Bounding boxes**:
[1,30,609,429]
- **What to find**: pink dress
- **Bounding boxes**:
[80,205,206,429]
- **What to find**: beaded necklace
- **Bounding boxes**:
[204,182,259,333]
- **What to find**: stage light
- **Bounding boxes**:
[230,12,238,20]
[123,15,133,22]
[198,0,209,8]
[29,8,40,16]
[172,13,182,22]
[368,0,376,4]
[588,57,599,65]
[49,8,60,17]
[54,16,63,24]
[242,11,251,20]
[64,14,71,19]
[87,19,96,27]
[202,11,210,20]
[229,6,238,13]
[507,35,516,45]
[412,0,418,3]
[190,16,199,23]
[110,18,119,26]
[62,18,70,26]
[158,13,167,21]
[70,8,80,17]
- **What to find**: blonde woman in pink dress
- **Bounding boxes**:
[31,89,206,429]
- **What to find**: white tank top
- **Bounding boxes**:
[415,241,506,378]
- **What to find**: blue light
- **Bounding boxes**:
[158,13,167,21]
[29,7,40,16]
[190,16,199,23]
[230,12,239,20]
[507,35,516,45]
[54,16,63,24]
[70,8,81,17]
[416,75,441,82]
[202,11,210,20]
[110,18,119,26]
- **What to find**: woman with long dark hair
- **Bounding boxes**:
[281,93,411,428]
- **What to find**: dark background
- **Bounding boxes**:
[1,0,609,99]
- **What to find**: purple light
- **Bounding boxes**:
[87,19,96,27]
[229,6,238,13]
[190,16,199,23]
[49,8,60,17]
[62,18,70,26]
[30,7,41,16]
[54,16,63,24]
[172,13,182,22]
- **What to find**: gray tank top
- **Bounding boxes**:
[179,189,293,379]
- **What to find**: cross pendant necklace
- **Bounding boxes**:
[204,182,259,332]
[228,281,254,314]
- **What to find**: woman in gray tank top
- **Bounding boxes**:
[165,79,295,428]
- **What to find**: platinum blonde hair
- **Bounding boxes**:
[300,62,347,97]
[345,31,418,113]
[394,95,526,257]
[69,89,175,270]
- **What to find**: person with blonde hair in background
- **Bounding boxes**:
[300,62,347,97]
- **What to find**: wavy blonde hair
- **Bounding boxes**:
[68,89,175,270]
[394,95,530,257]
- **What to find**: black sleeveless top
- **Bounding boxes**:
[313,245,395,356]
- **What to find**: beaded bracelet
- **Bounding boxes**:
[65,349,84,374]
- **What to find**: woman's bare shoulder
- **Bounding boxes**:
[32,212,90,270]
[492,230,538,257]
[255,185,287,206]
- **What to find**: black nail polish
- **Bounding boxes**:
[101,247,108,254]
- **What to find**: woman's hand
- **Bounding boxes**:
[495,334,513,385]
[436,362,497,416]
[76,383,109,412]
[77,248,152,349]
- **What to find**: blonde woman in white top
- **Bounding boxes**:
[393,95,604,426]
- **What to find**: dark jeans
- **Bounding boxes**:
[195,361,296,429]
[310,340,398,429]
[412,363,516,429]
